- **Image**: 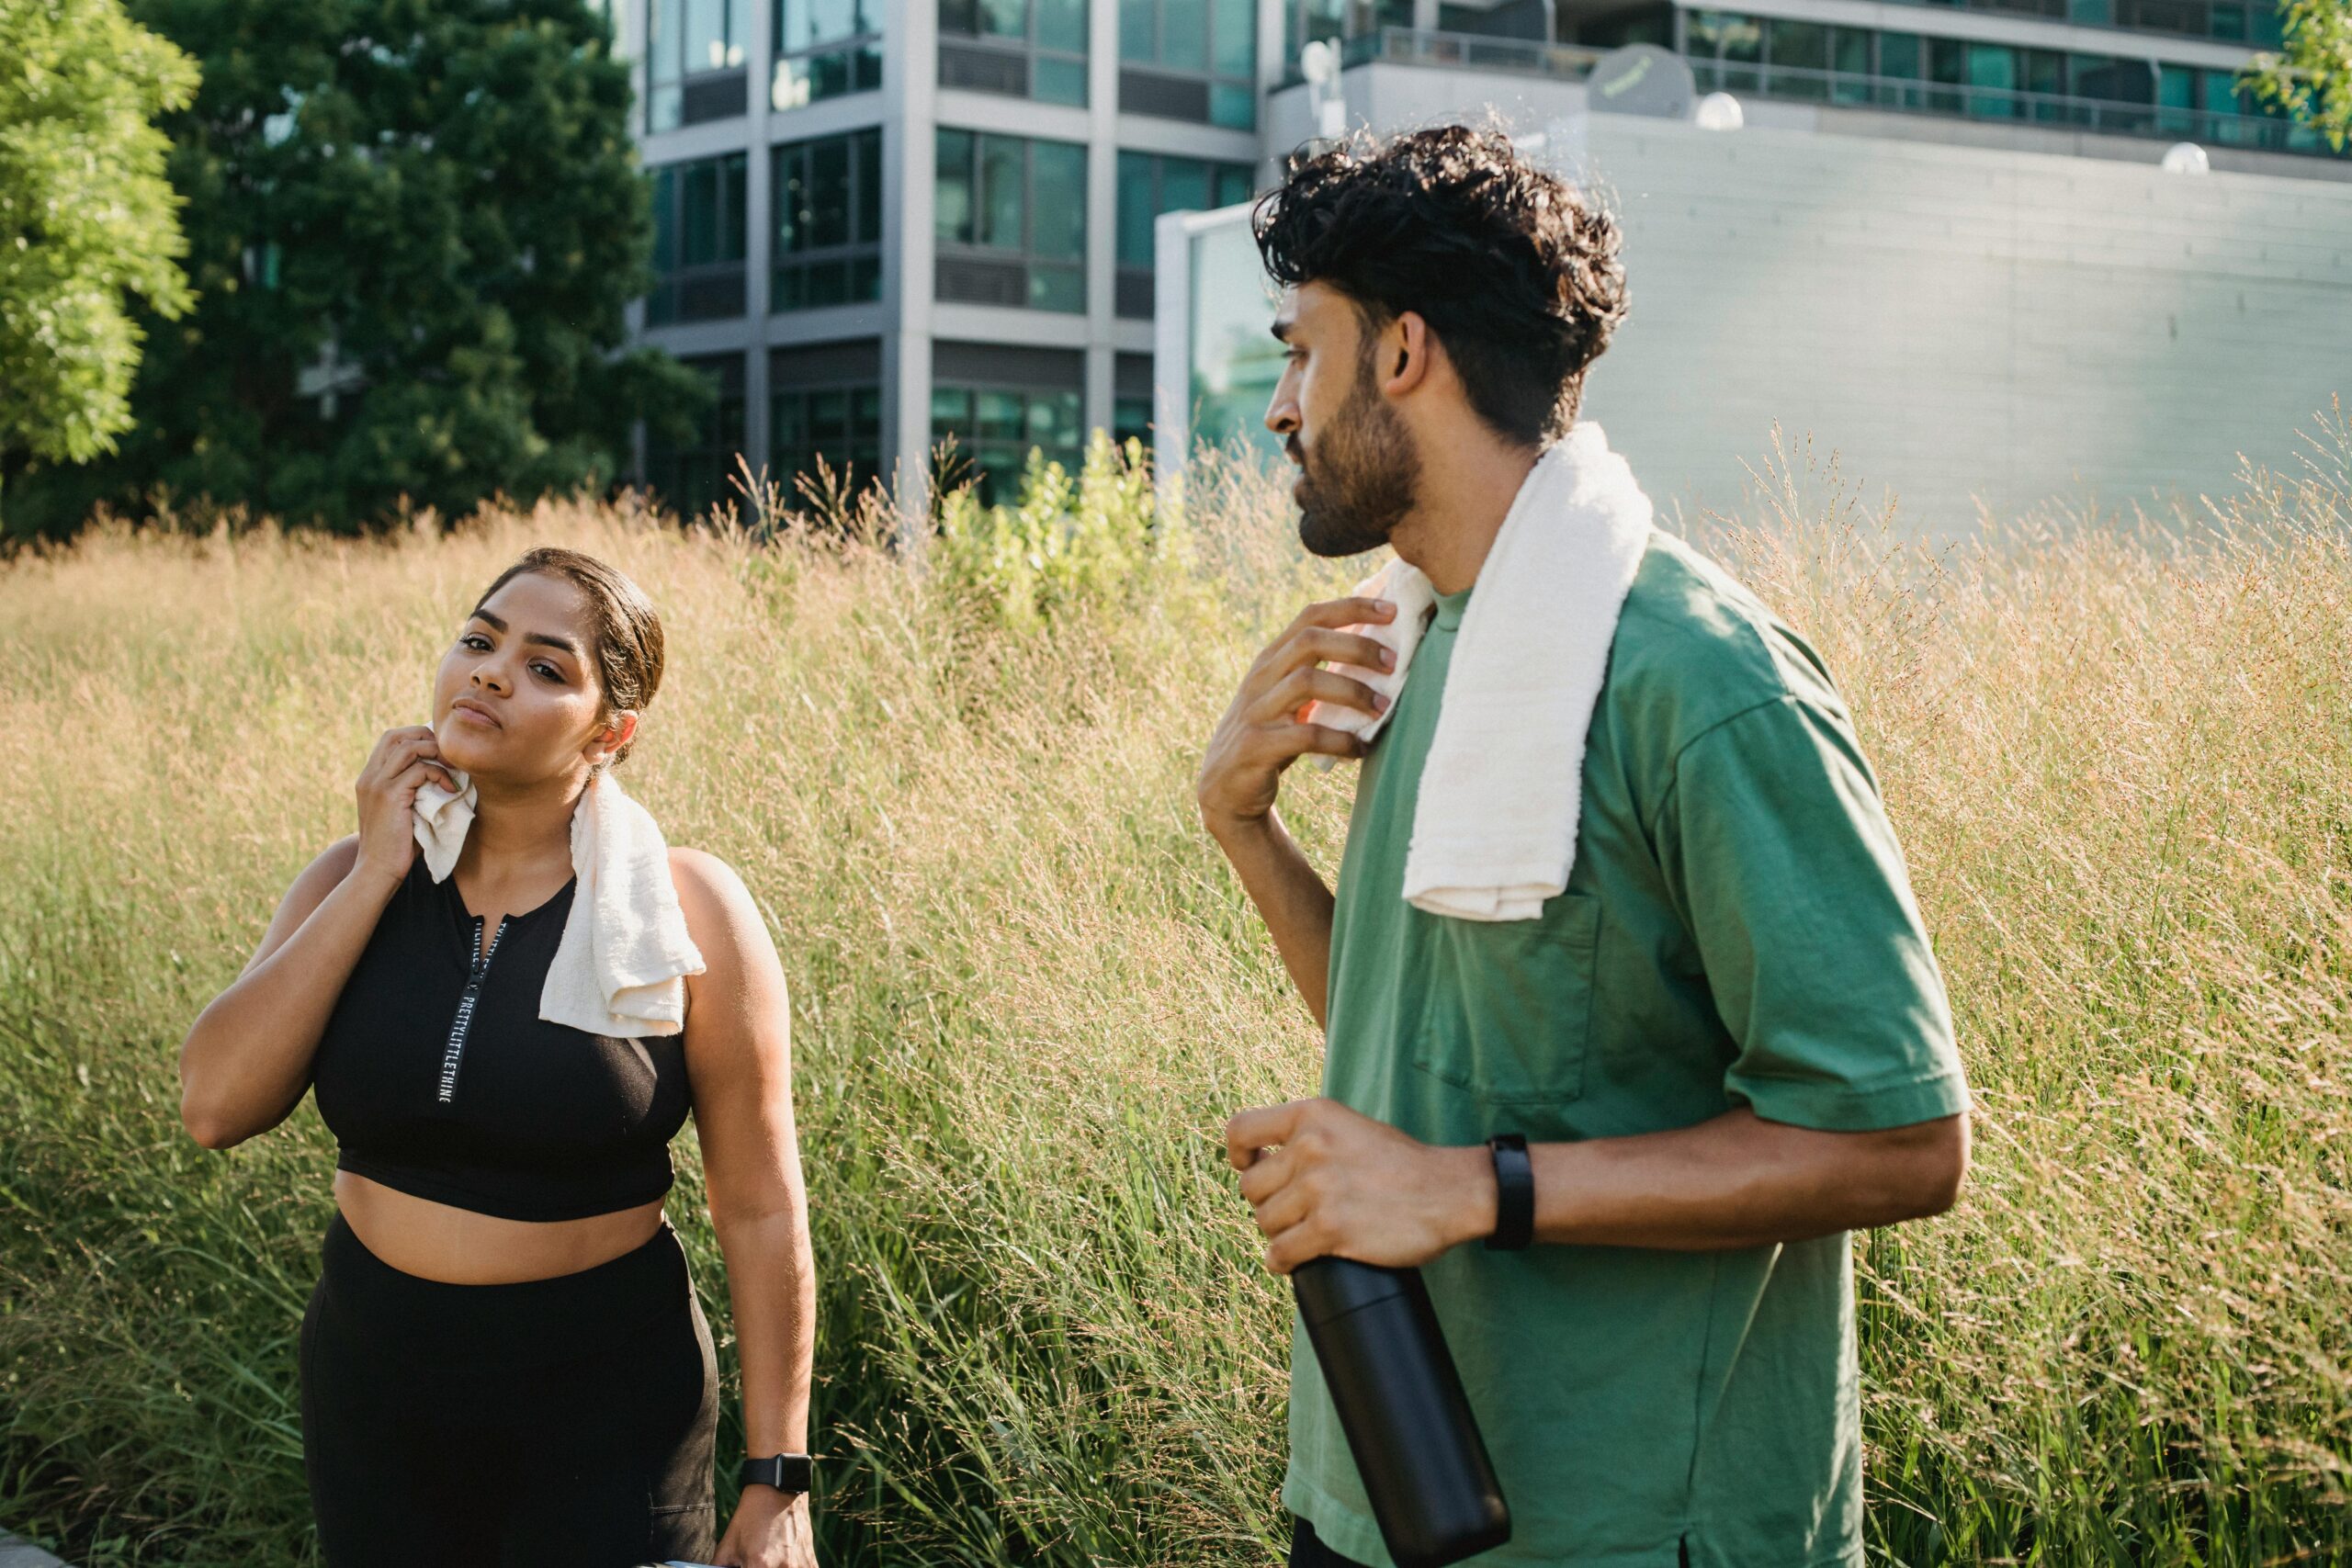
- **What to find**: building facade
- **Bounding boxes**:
[612,0,2343,515]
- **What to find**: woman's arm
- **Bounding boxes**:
[673,848,818,1568]
[177,726,456,1149]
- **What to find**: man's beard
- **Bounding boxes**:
[1293,370,1419,558]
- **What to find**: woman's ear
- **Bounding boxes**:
[591,710,641,766]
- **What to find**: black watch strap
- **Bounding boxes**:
[738,1453,813,1495]
[1485,1133,1534,1251]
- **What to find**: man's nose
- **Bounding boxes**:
[1265,395,1299,438]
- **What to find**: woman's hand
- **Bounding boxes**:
[711,1486,816,1568]
[352,725,458,887]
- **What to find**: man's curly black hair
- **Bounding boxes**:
[1252,124,1629,448]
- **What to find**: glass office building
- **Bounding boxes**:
[617,0,2338,515]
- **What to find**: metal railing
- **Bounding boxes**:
[1278,26,1602,83]
[1693,60,2339,155]
[1278,28,2338,157]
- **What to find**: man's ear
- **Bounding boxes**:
[1383,311,1434,398]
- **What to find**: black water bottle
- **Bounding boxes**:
[1293,1257,1510,1568]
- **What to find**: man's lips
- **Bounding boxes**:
[450,698,501,728]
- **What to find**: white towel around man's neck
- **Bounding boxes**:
[1306,422,1656,922]
[413,763,707,1037]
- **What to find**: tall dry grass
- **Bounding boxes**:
[0,419,2347,1566]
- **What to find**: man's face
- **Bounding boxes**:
[1266,282,1421,558]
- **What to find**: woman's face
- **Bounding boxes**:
[430,571,621,785]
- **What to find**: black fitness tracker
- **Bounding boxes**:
[1485,1133,1534,1251]
[738,1453,814,1495]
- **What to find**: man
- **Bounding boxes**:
[1199,126,1971,1568]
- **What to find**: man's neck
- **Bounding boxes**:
[1387,427,1543,596]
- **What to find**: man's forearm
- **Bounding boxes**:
[1209,807,1338,1031]
[1421,1109,1969,1255]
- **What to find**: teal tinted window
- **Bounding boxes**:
[1767,18,1827,69]
[1879,31,1921,76]
[1032,141,1088,259]
[1163,0,1208,68]
[1116,151,1156,268]
[935,129,974,243]
[774,129,883,312]
[980,136,1025,248]
[1212,0,1253,74]
[1037,0,1086,50]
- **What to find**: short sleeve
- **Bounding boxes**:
[1654,695,1969,1132]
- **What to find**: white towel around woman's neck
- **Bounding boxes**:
[1306,422,1656,922]
[413,764,707,1036]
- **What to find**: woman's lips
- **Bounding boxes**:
[450,701,500,728]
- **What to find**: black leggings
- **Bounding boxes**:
[300,1210,719,1568]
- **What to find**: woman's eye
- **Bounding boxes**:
[532,663,562,682]
[460,633,490,650]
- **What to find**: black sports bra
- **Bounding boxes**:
[311,857,695,1222]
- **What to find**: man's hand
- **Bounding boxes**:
[1196,597,1397,839]
[712,1485,815,1567]
[1227,1099,1496,1274]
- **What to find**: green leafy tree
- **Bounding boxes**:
[0,0,198,525]
[4,0,707,537]
[2245,0,2352,151]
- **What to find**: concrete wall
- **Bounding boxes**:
[1560,113,2352,530]
[1231,82,2352,531]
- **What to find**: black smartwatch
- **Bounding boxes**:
[739,1453,814,1495]
[1485,1133,1533,1251]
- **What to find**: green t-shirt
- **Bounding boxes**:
[1284,532,1970,1568]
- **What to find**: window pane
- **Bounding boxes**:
[1122,0,1155,60]
[1689,10,1760,62]
[1831,26,1868,75]
[1214,164,1253,207]
[935,130,974,243]
[978,0,1024,37]
[722,153,748,259]
[2024,48,2063,97]
[1038,0,1086,50]
[651,0,684,78]
[1766,18,1826,69]
[856,129,883,245]
[1213,0,1252,74]
[775,149,805,253]
[1031,141,1087,258]
[652,166,680,270]
[1116,151,1156,269]
[809,137,851,247]
[1035,56,1088,103]
[684,161,721,263]
[1162,0,1207,69]
[1159,156,1209,216]
[1879,30,1920,76]
[1210,80,1253,127]
[1028,262,1084,311]
[932,386,969,427]
[688,0,728,68]
[979,135,1026,249]
[976,390,1024,441]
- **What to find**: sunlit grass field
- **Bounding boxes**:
[2,423,2349,1566]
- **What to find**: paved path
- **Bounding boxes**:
[0,1534,68,1567]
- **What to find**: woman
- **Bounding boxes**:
[176,547,817,1568]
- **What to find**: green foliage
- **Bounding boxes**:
[0,0,198,489]
[934,431,1190,631]
[0,0,708,539]
[2244,0,2352,151]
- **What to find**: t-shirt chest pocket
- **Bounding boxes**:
[1411,892,1603,1105]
